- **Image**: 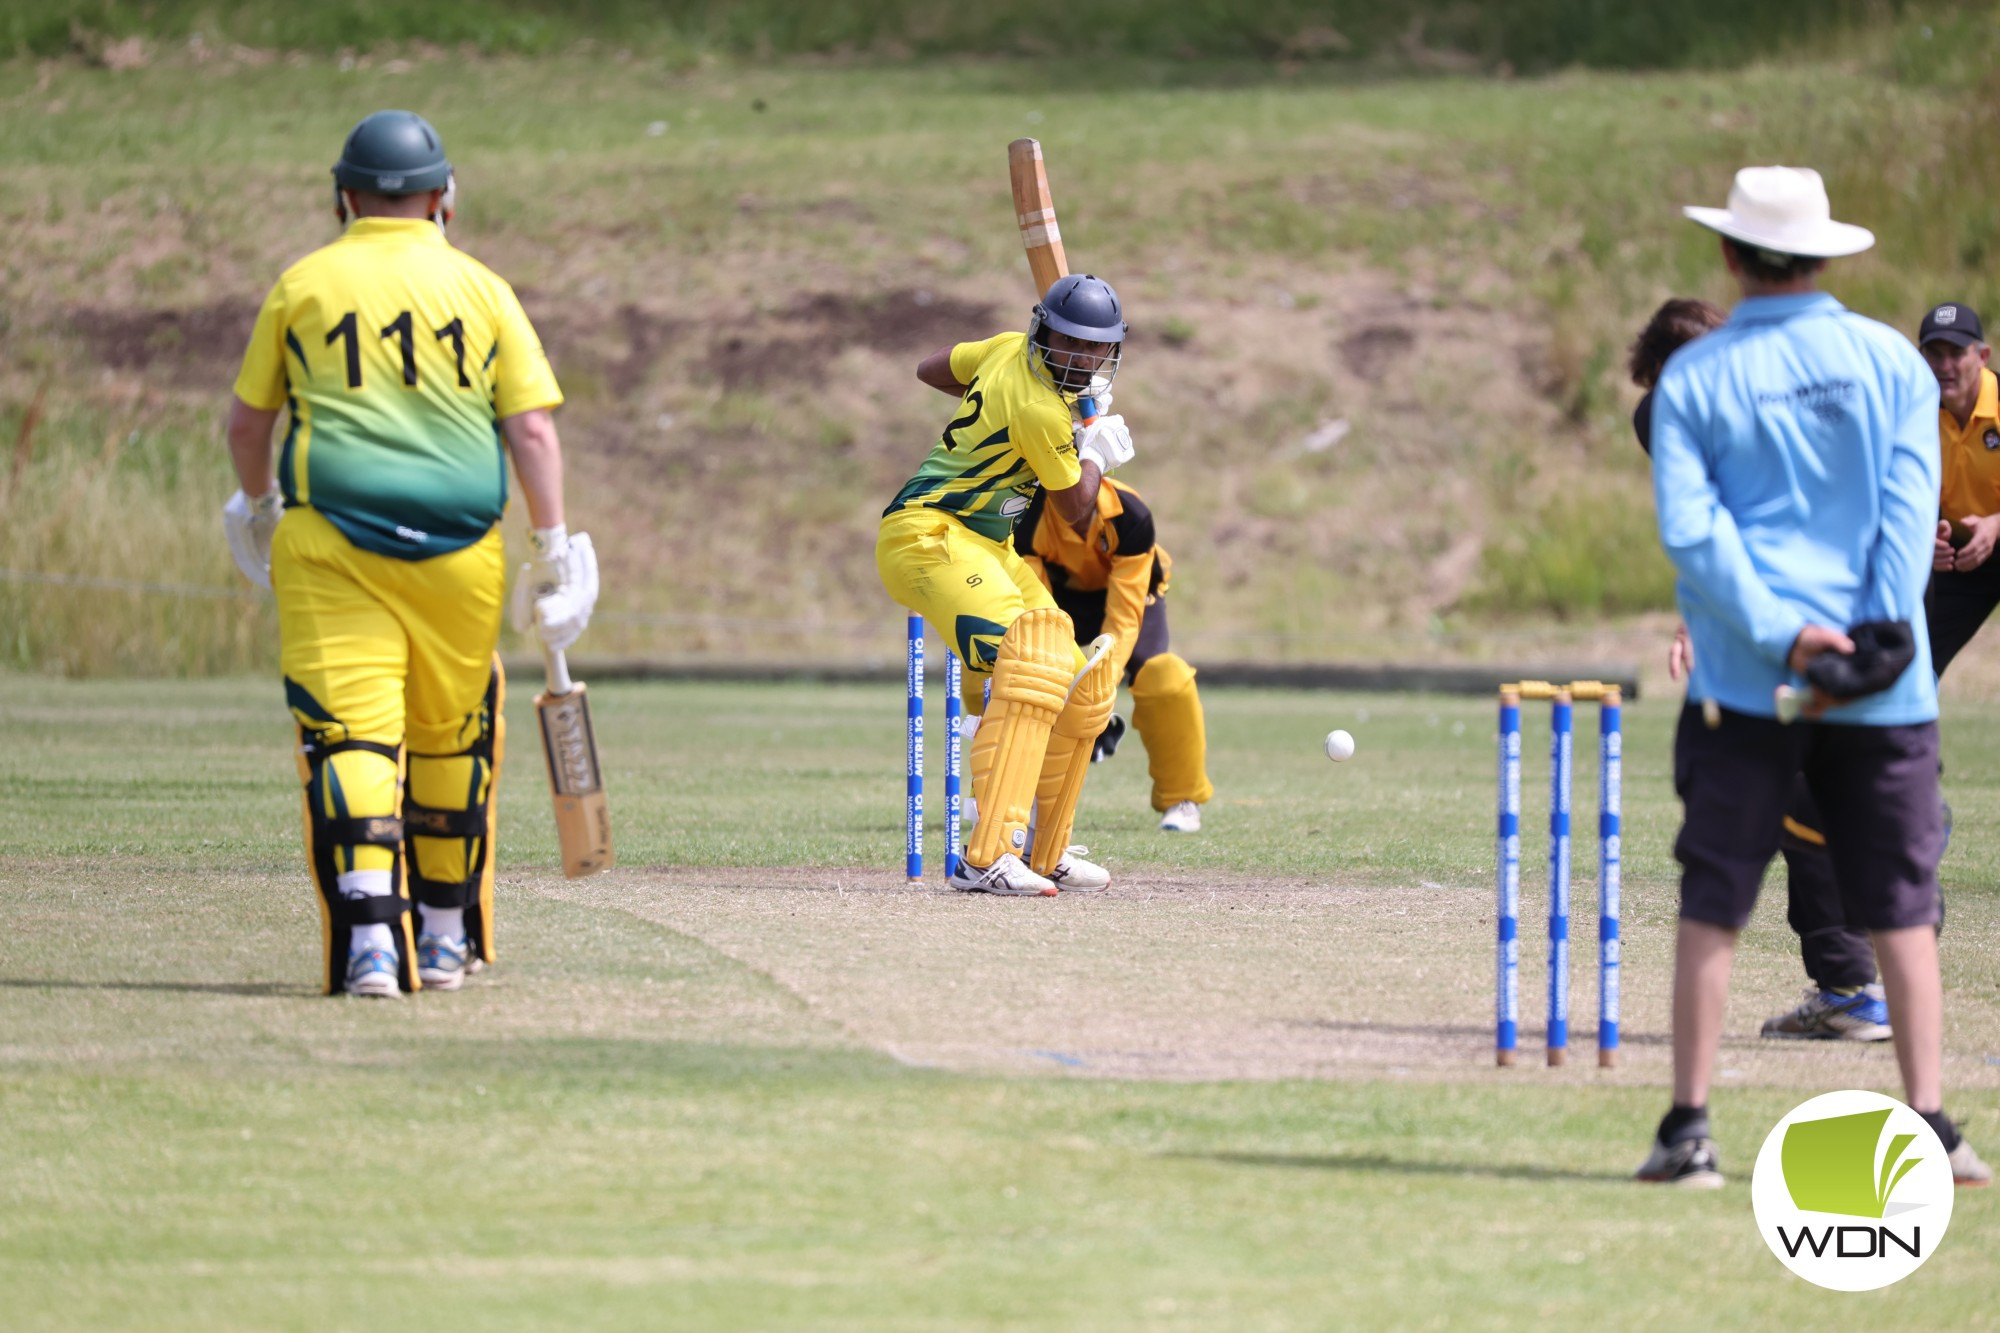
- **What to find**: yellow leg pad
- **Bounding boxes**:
[1028,646,1120,876]
[966,607,1077,867]
[1131,653,1215,811]
[405,658,505,964]
[293,733,413,994]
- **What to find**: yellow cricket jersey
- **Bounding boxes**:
[233,218,562,560]
[1939,367,2000,527]
[882,332,1082,544]
[1015,478,1169,680]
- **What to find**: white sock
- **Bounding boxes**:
[419,905,465,942]
[338,868,395,956]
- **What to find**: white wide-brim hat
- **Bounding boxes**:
[1683,166,1875,259]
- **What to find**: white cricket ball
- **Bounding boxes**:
[1324,729,1356,762]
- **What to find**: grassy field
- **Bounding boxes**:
[3,671,1997,1328]
[4,11,1998,673]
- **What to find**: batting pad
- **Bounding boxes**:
[404,659,505,965]
[1028,641,1120,876]
[965,607,1075,868]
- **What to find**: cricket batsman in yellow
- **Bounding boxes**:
[221,110,598,996]
[1014,477,1214,831]
[878,275,1134,896]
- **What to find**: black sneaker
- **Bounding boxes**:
[1636,1136,1724,1189]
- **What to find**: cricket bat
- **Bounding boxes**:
[1008,137,1070,298]
[1008,137,1108,425]
[535,645,613,877]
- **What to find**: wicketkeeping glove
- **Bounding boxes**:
[1076,413,1135,474]
[221,487,283,590]
[511,525,600,654]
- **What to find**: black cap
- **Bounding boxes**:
[1919,301,1984,349]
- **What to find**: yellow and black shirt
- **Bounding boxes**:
[1939,366,2000,528]
[883,332,1082,544]
[1015,478,1170,681]
[233,217,563,560]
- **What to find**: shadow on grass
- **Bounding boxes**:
[0,977,315,998]
[1167,1149,1635,1184]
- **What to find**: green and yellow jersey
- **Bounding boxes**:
[233,217,562,560]
[883,332,1082,544]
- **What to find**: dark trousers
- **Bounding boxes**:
[1780,784,1877,991]
[1927,558,2000,678]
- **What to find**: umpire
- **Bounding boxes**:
[1638,167,1987,1187]
[223,111,597,997]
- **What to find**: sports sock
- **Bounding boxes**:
[1917,1108,1962,1152]
[419,905,466,942]
[1825,985,1862,998]
[1658,1103,1709,1144]
[338,868,395,956]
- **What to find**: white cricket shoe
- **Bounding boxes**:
[948,853,1058,897]
[417,934,473,991]
[1046,846,1110,894]
[345,946,401,998]
[1159,800,1202,833]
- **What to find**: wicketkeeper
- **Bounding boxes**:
[876,275,1133,896]
[223,110,597,996]
[1013,477,1213,832]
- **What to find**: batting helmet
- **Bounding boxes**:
[332,110,452,195]
[1033,274,1127,343]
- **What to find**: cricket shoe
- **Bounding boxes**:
[949,853,1057,897]
[417,933,473,991]
[1950,1137,1992,1187]
[1635,1136,1724,1189]
[1045,846,1110,894]
[1159,800,1202,833]
[1759,984,1891,1041]
[345,946,401,999]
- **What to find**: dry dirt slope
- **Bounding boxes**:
[1,52,1709,674]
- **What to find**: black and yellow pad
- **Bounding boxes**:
[294,732,414,994]
[1130,652,1215,812]
[966,607,1076,868]
[405,658,505,965]
[1028,643,1119,877]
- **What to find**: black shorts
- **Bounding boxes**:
[1672,704,1942,932]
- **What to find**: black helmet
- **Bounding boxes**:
[332,110,452,195]
[1033,274,1127,342]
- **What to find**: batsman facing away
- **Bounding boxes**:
[221,110,599,996]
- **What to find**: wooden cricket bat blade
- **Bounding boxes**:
[536,678,614,878]
[1008,137,1070,296]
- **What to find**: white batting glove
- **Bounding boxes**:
[511,526,600,654]
[221,487,283,590]
[1075,413,1135,474]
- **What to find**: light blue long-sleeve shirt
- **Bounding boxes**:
[1651,291,1941,725]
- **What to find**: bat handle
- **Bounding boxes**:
[1076,395,1099,428]
[542,641,574,697]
